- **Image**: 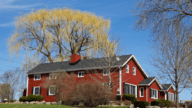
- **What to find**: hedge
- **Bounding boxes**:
[122,94,138,104]
[19,94,43,102]
[134,101,149,108]
[151,99,171,107]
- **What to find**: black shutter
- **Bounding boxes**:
[110,83,113,91]
[40,87,41,95]
[47,87,49,96]
[150,88,152,98]
[128,85,130,94]
[32,87,33,95]
[123,82,125,94]
[167,92,169,101]
[133,86,135,96]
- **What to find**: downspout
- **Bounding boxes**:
[119,67,122,99]
[26,74,28,96]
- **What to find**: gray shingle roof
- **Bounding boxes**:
[27,54,132,74]
[161,84,172,91]
[139,77,156,85]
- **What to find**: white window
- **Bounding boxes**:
[151,88,158,99]
[168,92,174,101]
[124,83,137,98]
[33,87,40,95]
[34,74,41,80]
[140,87,144,97]
[133,67,136,75]
[49,86,56,95]
[49,73,57,79]
[103,69,109,76]
[126,65,129,73]
[78,71,84,77]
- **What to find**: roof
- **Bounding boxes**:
[138,77,163,89]
[27,55,133,74]
[139,77,155,85]
[160,84,175,91]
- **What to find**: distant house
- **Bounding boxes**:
[26,54,175,102]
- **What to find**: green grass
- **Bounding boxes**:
[0,104,74,108]
[0,104,128,108]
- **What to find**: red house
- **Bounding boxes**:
[26,54,175,102]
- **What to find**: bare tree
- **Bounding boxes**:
[134,0,192,107]
[0,83,11,102]
[40,72,76,102]
[149,24,192,107]
[0,68,21,101]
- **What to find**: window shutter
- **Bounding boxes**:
[133,86,135,96]
[47,87,49,96]
[110,83,113,91]
[150,88,152,98]
[167,93,169,100]
[40,87,41,95]
[157,90,158,99]
[123,82,125,94]
[32,87,33,95]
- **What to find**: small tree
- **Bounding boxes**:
[68,81,114,107]
[41,72,76,102]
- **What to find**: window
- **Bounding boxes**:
[78,71,84,77]
[133,67,136,75]
[126,65,129,73]
[150,88,158,99]
[33,87,40,95]
[140,87,144,97]
[124,83,137,98]
[49,86,56,95]
[103,69,109,76]
[103,82,113,91]
[168,93,174,101]
[49,73,56,79]
[34,74,41,80]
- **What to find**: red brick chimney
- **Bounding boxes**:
[71,54,81,63]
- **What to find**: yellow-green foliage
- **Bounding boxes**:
[8,8,112,62]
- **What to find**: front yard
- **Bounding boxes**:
[0,104,128,108]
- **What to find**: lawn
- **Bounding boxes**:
[0,104,128,108]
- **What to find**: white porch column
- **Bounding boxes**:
[119,67,122,96]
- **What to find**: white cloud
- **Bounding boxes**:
[0,21,14,27]
[0,0,40,10]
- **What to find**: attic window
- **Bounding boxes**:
[34,74,41,80]
[78,71,84,77]
[126,65,129,73]
[133,67,136,75]
[103,69,109,76]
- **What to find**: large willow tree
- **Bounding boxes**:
[8,8,111,63]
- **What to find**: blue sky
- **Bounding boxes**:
[0,0,191,101]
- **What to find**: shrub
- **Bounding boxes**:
[19,96,27,102]
[169,102,176,107]
[123,100,132,106]
[115,101,121,105]
[19,95,44,102]
[122,94,138,104]
[134,101,149,108]
[151,99,171,107]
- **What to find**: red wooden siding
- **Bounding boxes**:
[147,81,161,102]
[168,87,174,94]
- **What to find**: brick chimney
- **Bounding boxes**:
[71,54,81,63]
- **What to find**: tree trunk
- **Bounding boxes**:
[175,68,179,108]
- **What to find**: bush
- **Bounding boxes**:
[134,101,149,108]
[19,96,27,102]
[115,101,121,105]
[122,94,138,104]
[123,100,132,106]
[169,102,176,107]
[151,99,171,107]
[19,95,44,102]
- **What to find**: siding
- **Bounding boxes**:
[147,81,161,102]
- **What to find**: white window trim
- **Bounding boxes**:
[78,71,84,77]
[103,69,109,76]
[33,86,40,95]
[126,65,129,73]
[34,74,41,81]
[125,83,137,98]
[133,67,136,75]
[49,74,56,79]
[140,87,144,97]
[151,88,158,99]
[49,86,56,95]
